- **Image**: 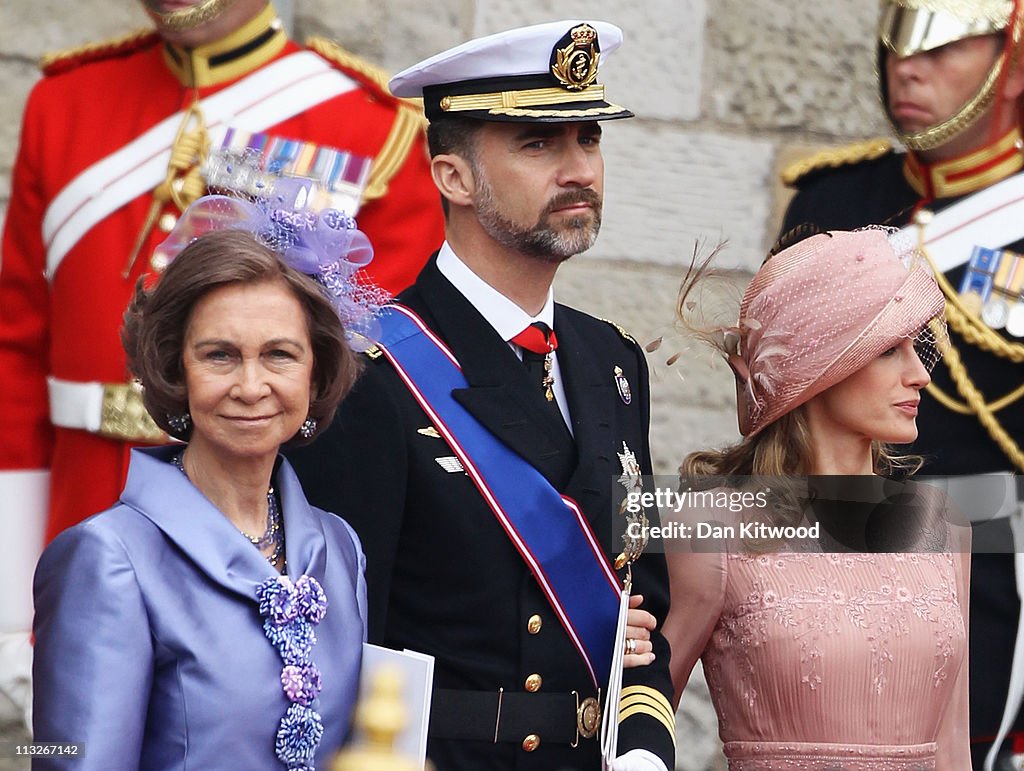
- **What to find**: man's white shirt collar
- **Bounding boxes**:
[436,242,554,342]
[435,242,571,430]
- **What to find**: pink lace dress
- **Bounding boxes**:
[663,501,970,770]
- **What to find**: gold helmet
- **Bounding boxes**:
[878,0,1020,150]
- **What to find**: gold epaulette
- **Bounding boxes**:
[600,318,640,347]
[306,36,394,96]
[40,29,159,76]
[781,138,894,187]
[306,36,427,203]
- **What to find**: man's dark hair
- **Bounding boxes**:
[426,116,485,218]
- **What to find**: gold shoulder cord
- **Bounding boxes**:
[780,138,893,187]
[305,37,426,203]
[598,317,639,347]
[40,28,153,71]
[916,229,1024,472]
[363,104,425,202]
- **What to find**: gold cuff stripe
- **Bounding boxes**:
[440,84,605,113]
[618,696,675,731]
[618,703,676,745]
[618,686,676,743]
[619,686,675,724]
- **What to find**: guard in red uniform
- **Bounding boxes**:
[0,0,444,721]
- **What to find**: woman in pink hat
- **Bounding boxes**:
[662,228,969,769]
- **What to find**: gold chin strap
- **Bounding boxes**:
[915,226,1024,472]
[891,51,1004,151]
[148,0,240,32]
[123,101,209,277]
[883,1,1024,152]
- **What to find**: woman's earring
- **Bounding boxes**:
[299,417,318,439]
[167,412,192,435]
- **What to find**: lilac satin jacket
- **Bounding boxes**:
[33,446,367,770]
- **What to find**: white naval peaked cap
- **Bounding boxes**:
[389,20,633,123]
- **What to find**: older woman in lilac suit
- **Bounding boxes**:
[33,221,370,770]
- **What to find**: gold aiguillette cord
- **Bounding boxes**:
[122,101,210,278]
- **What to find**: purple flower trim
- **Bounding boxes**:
[295,575,329,624]
[257,575,300,626]
[275,703,324,767]
[263,616,317,665]
[281,664,323,707]
[257,575,328,770]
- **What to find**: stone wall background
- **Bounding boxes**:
[0,2,894,768]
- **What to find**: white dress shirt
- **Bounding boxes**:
[436,242,572,431]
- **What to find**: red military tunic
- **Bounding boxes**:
[0,7,445,546]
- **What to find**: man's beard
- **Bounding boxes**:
[473,174,602,263]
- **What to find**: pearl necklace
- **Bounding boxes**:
[171,452,285,567]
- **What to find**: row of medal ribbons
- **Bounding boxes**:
[960,246,1024,336]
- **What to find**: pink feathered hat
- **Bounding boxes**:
[730,229,947,437]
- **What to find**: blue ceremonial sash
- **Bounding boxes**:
[377,305,621,688]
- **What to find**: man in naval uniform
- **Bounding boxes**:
[289,20,677,771]
[781,2,1024,767]
[0,0,444,724]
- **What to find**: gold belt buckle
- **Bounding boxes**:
[99,382,166,443]
[572,690,601,746]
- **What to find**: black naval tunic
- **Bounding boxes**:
[782,140,1024,768]
[287,256,677,770]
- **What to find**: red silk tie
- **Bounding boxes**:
[512,323,557,402]
[511,322,557,354]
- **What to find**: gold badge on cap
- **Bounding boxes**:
[551,23,601,91]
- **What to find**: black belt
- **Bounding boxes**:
[428,688,601,745]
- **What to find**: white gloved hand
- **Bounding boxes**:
[610,748,670,771]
